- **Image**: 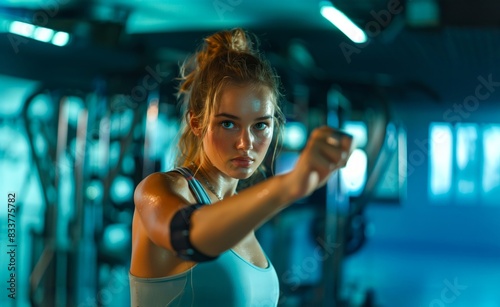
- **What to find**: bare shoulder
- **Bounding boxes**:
[132,170,195,250]
[134,170,195,211]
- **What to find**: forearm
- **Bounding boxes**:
[189,172,299,256]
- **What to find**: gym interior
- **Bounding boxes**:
[1,0,499,306]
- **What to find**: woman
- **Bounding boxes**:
[129,28,353,306]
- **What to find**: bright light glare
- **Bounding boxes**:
[320,2,367,44]
[456,124,477,170]
[341,149,368,196]
[110,176,134,204]
[343,121,367,148]
[8,20,70,47]
[483,125,500,193]
[456,124,478,196]
[52,31,70,46]
[33,26,54,42]
[429,123,452,196]
[104,224,129,247]
[284,122,307,150]
[9,21,35,37]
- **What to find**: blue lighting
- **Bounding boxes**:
[482,125,500,195]
[320,2,367,44]
[110,175,134,204]
[103,223,130,253]
[429,123,453,198]
[86,180,104,202]
[105,224,127,245]
[335,121,369,196]
[343,121,368,149]
[8,20,70,47]
[33,26,54,43]
[28,94,54,120]
[456,124,478,170]
[52,31,70,46]
[276,152,299,175]
[64,96,85,127]
[341,149,368,196]
[0,75,39,116]
[283,122,307,150]
[456,124,478,197]
[429,122,500,204]
[406,0,440,27]
[9,21,35,37]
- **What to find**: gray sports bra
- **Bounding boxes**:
[129,167,280,306]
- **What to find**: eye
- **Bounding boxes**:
[254,122,269,131]
[221,121,235,129]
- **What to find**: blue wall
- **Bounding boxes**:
[343,101,500,307]
[367,102,500,251]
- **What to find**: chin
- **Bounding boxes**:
[230,167,257,180]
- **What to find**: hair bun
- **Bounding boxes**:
[204,28,253,57]
[179,28,262,98]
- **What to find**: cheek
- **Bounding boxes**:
[256,130,273,149]
[208,130,232,152]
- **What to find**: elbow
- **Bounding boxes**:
[170,204,220,262]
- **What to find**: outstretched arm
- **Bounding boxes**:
[134,126,353,258]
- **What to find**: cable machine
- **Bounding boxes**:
[22,73,154,306]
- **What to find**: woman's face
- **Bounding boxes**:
[202,84,275,179]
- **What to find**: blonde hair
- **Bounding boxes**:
[175,28,285,177]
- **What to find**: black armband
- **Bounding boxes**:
[170,204,219,262]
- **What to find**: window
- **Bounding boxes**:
[482,125,500,205]
[341,121,368,197]
[429,122,500,205]
[429,123,453,200]
[455,123,479,201]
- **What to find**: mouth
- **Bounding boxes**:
[231,156,255,168]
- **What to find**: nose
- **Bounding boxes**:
[236,128,254,151]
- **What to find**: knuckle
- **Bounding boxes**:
[310,129,322,139]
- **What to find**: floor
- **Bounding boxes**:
[342,239,500,307]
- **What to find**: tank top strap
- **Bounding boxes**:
[172,167,212,205]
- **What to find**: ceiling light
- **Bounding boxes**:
[33,26,54,43]
[52,31,70,46]
[9,21,35,37]
[8,20,70,47]
[320,2,367,44]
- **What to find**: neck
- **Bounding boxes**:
[191,161,238,199]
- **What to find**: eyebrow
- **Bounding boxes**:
[214,113,273,121]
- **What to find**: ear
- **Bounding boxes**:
[188,111,201,137]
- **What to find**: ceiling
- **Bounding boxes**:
[1,0,500,106]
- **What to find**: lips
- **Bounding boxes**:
[231,156,254,168]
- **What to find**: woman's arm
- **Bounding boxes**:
[134,126,352,257]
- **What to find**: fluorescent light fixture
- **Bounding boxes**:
[9,21,35,37]
[8,20,70,47]
[320,1,367,44]
[52,31,70,46]
[33,26,54,42]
